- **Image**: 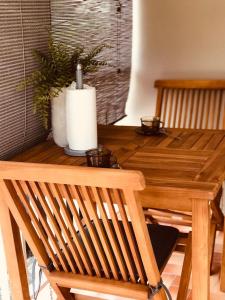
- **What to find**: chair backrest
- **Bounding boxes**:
[0,161,164,298]
[155,80,225,129]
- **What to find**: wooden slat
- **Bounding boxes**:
[79,186,118,279]
[167,89,174,127]
[177,89,185,128]
[48,272,149,300]
[113,189,146,283]
[125,188,167,300]
[173,89,179,128]
[106,189,137,283]
[155,87,163,117]
[205,90,210,129]
[188,89,195,128]
[194,89,201,129]
[49,183,91,275]
[45,183,91,274]
[209,90,216,129]
[60,184,100,276]
[199,90,206,129]
[13,180,60,270]
[216,90,223,129]
[0,180,51,271]
[182,90,189,128]
[162,89,169,124]
[68,185,105,277]
[29,181,69,272]
[101,187,130,281]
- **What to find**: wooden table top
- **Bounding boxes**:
[12,126,225,210]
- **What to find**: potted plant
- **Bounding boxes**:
[21,35,108,146]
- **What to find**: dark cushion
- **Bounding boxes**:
[78,219,179,276]
[147,223,179,270]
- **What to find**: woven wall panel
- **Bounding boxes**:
[51,0,132,124]
[0,1,51,159]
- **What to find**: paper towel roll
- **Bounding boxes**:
[51,88,68,147]
[66,83,97,151]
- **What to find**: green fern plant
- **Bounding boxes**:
[21,35,109,128]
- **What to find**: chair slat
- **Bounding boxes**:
[183,90,190,128]
[60,184,99,276]
[194,90,201,129]
[49,183,90,275]
[18,181,60,270]
[30,181,69,272]
[103,188,137,282]
[205,90,211,129]
[173,89,179,128]
[162,89,169,124]
[68,185,104,277]
[1,180,51,269]
[177,89,185,128]
[200,90,207,129]
[217,90,223,129]
[125,189,162,289]
[101,187,129,281]
[188,90,195,128]
[155,87,163,117]
[113,189,146,284]
[209,90,215,129]
[42,182,82,273]
[85,188,119,280]
[167,89,174,127]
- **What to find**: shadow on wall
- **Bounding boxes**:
[117,0,225,126]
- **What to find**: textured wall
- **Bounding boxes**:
[0,0,51,158]
[51,0,132,124]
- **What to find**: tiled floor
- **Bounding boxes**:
[162,230,225,300]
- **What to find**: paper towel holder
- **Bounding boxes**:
[64,146,87,156]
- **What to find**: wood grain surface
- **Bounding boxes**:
[12,126,225,202]
[10,125,225,300]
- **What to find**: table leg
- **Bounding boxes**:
[220,217,225,291]
[192,198,210,300]
[0,198,30,300]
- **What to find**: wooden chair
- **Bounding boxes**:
[0,161,191,300]
[155,79,225,129]
[145,79,225,268]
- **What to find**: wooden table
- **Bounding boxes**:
[3,125,225,300]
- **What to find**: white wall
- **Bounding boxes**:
[118,0,225,125]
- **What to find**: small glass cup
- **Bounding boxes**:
[86,147,117,168]
[141,116,161,133]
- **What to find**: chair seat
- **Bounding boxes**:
[80,220,179,276]
[147,223,179,270]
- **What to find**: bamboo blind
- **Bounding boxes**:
[0,1,50,159]
[50,0,132,124]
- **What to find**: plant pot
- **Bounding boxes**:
[66,83,97,153]
[51,88,68,147]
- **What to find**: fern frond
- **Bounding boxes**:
[19,33,110,128]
